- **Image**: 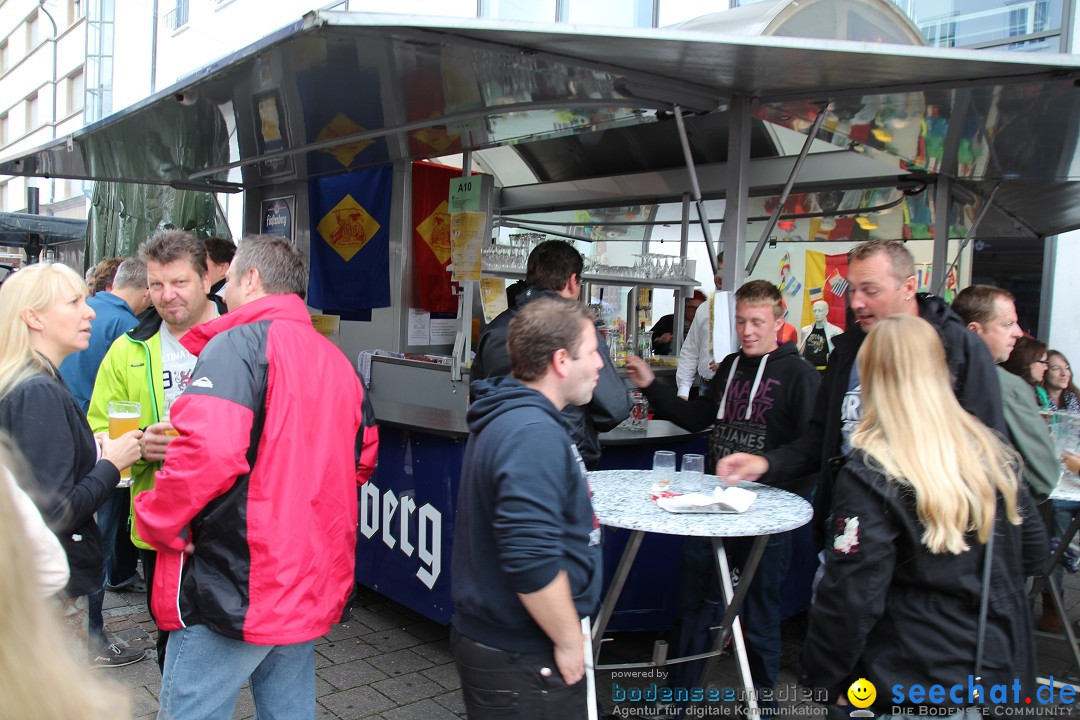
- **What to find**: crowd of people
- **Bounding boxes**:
[463,239,1078,719]
[0,232,378,719]
[1,234,1078,719]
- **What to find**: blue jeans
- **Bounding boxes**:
[157,624,315,720]
[88,488,139,656]
[97,487,139,586]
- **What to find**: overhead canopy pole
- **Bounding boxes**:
[672,192,691,356]
[932,89,970,291]
[720,96,752,291]
[673,106,719,277]
[935,182,1001,296]
[744,102,830,276]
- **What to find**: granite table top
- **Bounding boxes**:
[587,469,812,538]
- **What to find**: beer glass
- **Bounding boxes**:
[680,453,705,493]
[653,450,675,491]
[108,401,141,487]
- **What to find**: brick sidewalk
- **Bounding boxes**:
[100,573,1080,719]
[102,587,466,720]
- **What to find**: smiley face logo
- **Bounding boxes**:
[847,678,876,709]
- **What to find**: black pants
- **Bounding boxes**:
[139,548,170,674]
[451,627,587,719]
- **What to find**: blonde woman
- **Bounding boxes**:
[0,437,131,719]
[0,264,142,663]
[800,315,1045,715]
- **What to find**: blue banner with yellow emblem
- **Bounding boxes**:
[298,45,388,176]
[308,166,392,311]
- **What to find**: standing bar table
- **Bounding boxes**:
[587,470,812,713]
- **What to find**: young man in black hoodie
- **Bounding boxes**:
[626,279,820,710]
[452,296,604,718]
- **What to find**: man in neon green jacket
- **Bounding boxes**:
[88,230,218,672]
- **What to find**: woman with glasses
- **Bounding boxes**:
[1002,336,1051,409]
[1044,350,1080,413]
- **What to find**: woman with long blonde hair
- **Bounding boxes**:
[0,264,142,663]
[801,315,1045,715]
[0,436,131,719]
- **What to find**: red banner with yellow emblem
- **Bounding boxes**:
[412,162,460,314]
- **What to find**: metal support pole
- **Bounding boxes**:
[673,106,719,276]
[720,96,751,292]
[745,103,829,276]
[26,187,41,264]
[931,89,969,292]
[932,176,951,292]
[592,530,645,659]
[671,192,691,356]
[934,182,1000,296]
[453,151,474,382]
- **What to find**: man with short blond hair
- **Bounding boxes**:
[628,279,819,707]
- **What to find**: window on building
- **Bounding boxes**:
[0,113,8,144]
[483,0,557,23]
[889,0,1065,51]
[0,182,7,212]
[567,0,655,27]
[348,0,475,18]
[0,39,9,73]
[67,70,84,115]
[26,93,39,130]
[165,0,189,30]
[27,12,41,48]
[67,0,83,25]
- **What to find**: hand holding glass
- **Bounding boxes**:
[108,401,141,487]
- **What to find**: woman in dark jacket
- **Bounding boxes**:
[801,315,1046,715]
[0,264,142,654]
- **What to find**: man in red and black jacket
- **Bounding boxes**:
[135,234,378,719]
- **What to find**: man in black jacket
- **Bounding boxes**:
[471,240,631,468]
[719,240,1006,542]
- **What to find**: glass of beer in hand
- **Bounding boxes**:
[108,401,141,487]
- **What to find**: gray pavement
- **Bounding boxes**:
[98,571,1080,719]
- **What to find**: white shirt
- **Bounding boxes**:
[5,470,69,597]
[676,295,719,398]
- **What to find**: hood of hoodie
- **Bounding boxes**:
[715,340,803,422]
[467,376,566,436]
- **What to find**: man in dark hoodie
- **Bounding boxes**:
[626,279,820,709]
[719,240,1006,544]
[471,240,631,469]
[453,296,604,718]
